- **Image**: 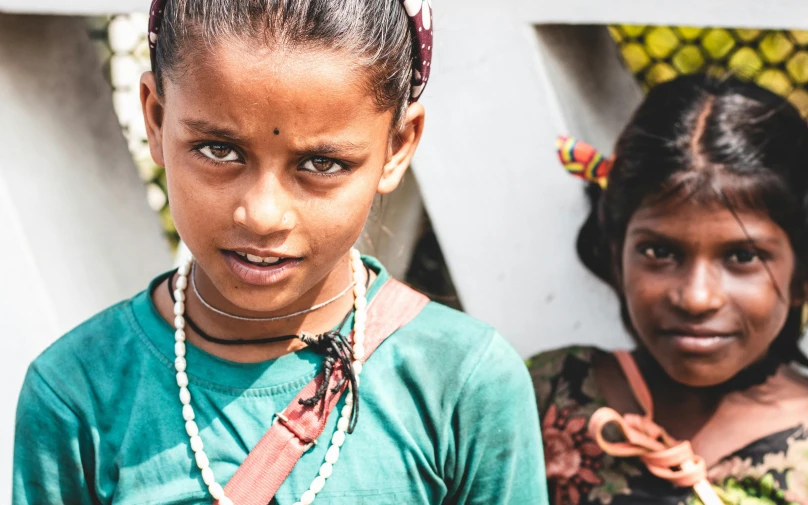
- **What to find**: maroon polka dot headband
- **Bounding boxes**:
[148,0,433,101]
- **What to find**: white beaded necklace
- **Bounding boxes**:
[172,248,368,505]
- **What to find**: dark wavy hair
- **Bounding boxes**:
[577,74,808,367]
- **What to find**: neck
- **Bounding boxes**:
[633,347,782,440]
[155,255,368,363]
[631,350,717,440]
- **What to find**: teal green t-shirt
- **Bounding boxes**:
[13,257,548,504]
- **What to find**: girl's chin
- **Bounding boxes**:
[214,293,303,317]
[197,270,303,317]
[658,361,739,389]
[194,248,351,315]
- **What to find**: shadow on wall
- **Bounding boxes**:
[406,212,463,312]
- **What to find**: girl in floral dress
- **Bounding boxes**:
[530,74,808,505]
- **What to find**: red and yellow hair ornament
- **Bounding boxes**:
[556,136,614,189]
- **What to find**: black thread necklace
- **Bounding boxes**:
[169,270,295,346]
[166,268,366,346]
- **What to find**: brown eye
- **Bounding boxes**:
[199,144,239,162]
[312,158,333,171]
[300,157,344,174]
[728,249,759,264]
[641,245,674,260]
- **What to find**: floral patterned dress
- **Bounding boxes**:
[528,346,808,505]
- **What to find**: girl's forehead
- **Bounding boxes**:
[176,40,361,98]
[627,198,788,246]
[168,40,374,108]
[164,40,391,138]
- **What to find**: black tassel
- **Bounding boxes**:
[299,330,360,433]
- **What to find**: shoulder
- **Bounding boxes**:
[526,345,608,415]
[414,300,498,344]
[392,299,518,375]
[374,297,530,400]
[24,293,154,414]
[33,297,140,371]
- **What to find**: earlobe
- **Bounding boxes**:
[377,102,425,195]
[140,71,166,168]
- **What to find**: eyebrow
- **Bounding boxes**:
[181,119,245,143]
[181,118,369,155]
[628,227,783,247]
[292,141,370,157]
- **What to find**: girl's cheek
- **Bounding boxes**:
[624,271,669,330]
[624,266,655,304]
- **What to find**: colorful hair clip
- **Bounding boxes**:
[556,136,614,189]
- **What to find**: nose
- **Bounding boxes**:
[233,173,296,236]
[669,260,725,316]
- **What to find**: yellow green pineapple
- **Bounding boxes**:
[609,26,808,117]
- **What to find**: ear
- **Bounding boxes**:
[140,71,166,168]
[377,102,425,195]
[790,279,808,307]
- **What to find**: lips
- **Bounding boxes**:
[660,326,736,338]
[222,249,302,286]
[658,327,738,354]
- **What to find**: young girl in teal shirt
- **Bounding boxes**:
[13,1,548,504]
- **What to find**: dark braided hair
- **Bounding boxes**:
[577,73,808,368]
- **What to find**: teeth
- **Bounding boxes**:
[237,252,283,265]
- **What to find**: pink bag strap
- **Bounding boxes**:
[613,350,654,417]
[588,351,725,505]
[216,278,429,505]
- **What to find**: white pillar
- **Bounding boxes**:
[0,14,172,492]
[414,2,644,357]
[521,0,808,30]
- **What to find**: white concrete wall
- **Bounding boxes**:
[0,14,172,495]
[520,1,808,30]
[6,0,808,28]
[0,0,145,15]
[414,4,645,358]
